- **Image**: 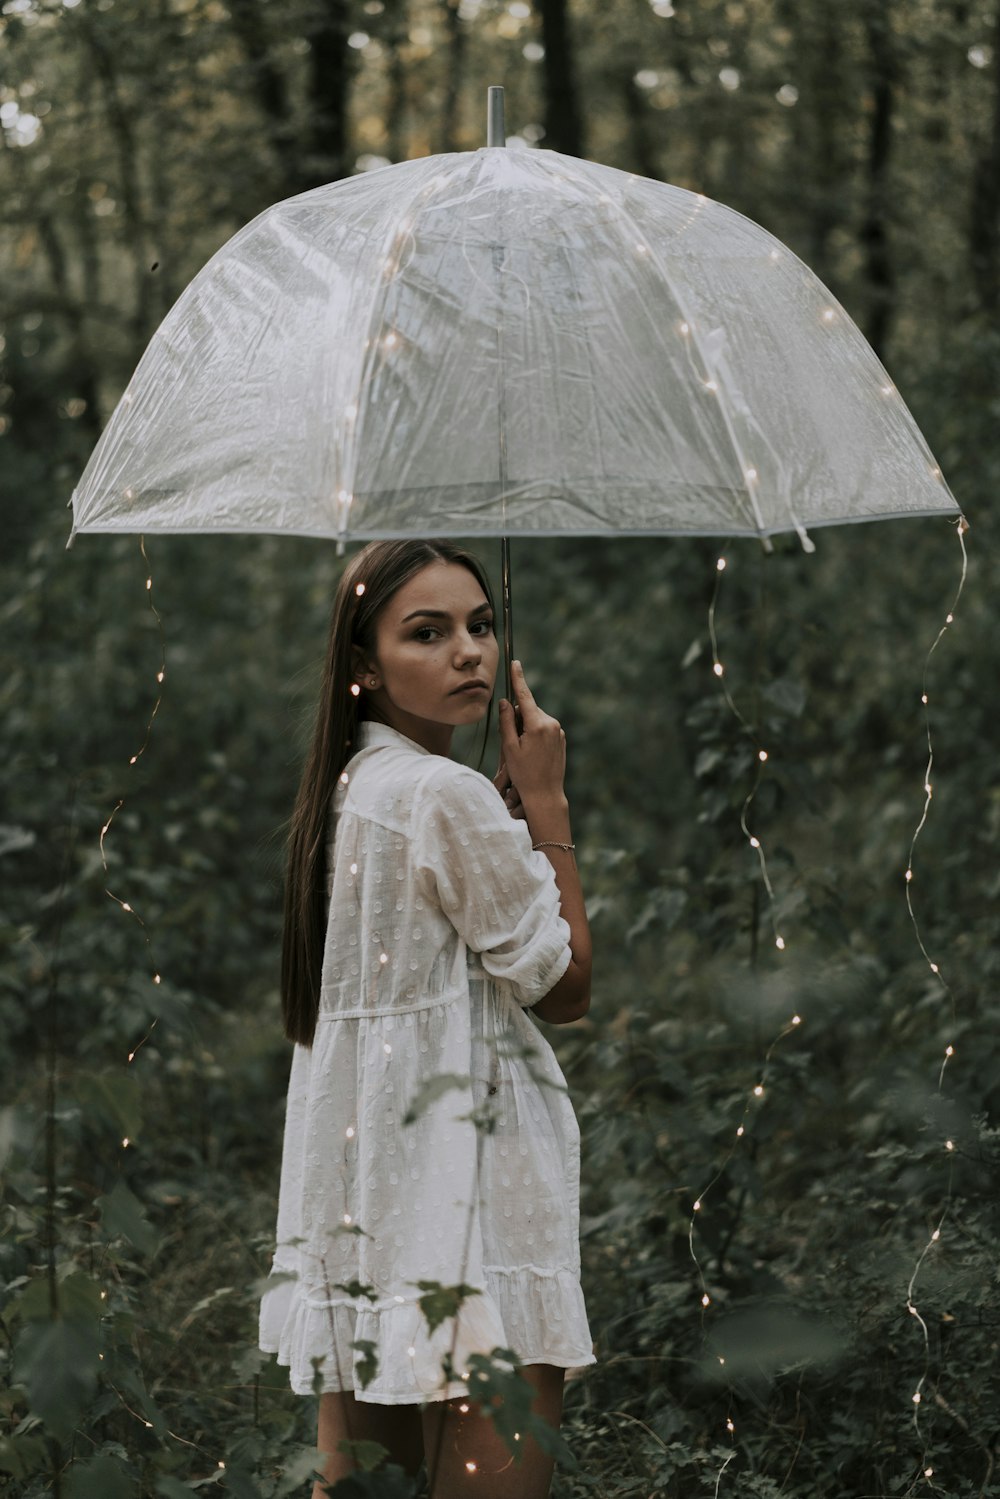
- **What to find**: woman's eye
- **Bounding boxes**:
[414,626,439,641]
[471,619,494,635]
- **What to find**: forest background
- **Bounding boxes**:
[2,0,999,1496]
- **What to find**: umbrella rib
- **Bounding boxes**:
[601,184,774,547]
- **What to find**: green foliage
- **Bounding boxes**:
[2,1,1000,1495]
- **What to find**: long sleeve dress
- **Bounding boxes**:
[258,719,596,1404]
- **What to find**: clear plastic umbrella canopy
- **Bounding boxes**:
[69,141,960,552]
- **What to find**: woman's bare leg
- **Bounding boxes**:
[312,1390,424,1499]
[420,1364,565,1499]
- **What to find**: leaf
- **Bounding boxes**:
[460,1350,579,1471]
[694,746,725,778]
[74,1072,142,1142]
[0,824,35,856]
[401,1072,470,1126]
[156,1480,201,1499]
[0,1432,47,1479]
[760,677,807,717]
[321,1463,417,1497]
[350,1339,379,1391]
[66,1453,137,1499]
[334,1438,390,1473]
[411,1281,482,1337]
[14,1317,101,1441]
[98,1180,158,1256]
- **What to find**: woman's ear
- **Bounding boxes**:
[351,644,379,691]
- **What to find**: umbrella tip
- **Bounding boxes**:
[487,86,505,148]
[66,524,77,551]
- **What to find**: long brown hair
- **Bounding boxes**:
[281,539,496,1047]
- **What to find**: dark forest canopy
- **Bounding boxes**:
[2,3,999,1496]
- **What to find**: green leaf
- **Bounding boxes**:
[350,1339,379,1391]
[66,1453,137,1499]
[98,1180,158,1256]
[15,1317,101,1441]
[334,1438,390,1473]
[0,1432,47,1479]
[401,1072,470,1126]
[411,1281,482,1337]
[74,1071,142,1141]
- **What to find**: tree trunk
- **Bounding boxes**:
[860,0,897,357]
[440,0,467,153]
[534,0,584,157]
[73,2,155,352]
[303,0,357,188]
[228,0,300,189]
[383,0,409,163]
[969,3,1000,312]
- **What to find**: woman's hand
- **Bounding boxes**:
[498,660,567,807]
[492,753,526,820]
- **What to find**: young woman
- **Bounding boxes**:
[258,539,595,1499]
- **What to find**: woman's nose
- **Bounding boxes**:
[455,631,483,663]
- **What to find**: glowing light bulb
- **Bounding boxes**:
[127,1051,135,1062]
[726,1418,735,1433]
[408,1345,416,1356]
[346,1125,355,1138]
[122,902,132,913]
[792,1014,801,1025]
[146,577,152,591]
[881,383,894,395]
[379,952,389,965]
[905,868,913,882]
[100,1290,107,1299]
[350,683,361,697]
[384,1042,392,1054]
[716,556,726,571]
[129,755,137,765]
[946,612,954,623]
[753,1084,764,1097]
[944,1044,953,1056]
[921,693,928,705]
[340,772,349,785]
[394,1294,405,1303]
[680,321,690,335]
[465,1461,477,1473]
[156,670,164,683]
[705,379,718,392]
[384,332,398,349]
[635,242,649,255]
[769,248,780,261]
[701,1293,711,1306]
[153,973,161,985]
[355,582,365,596]
[930,963,939,975]
[745,467,758,482]
[775,935,786,950]
[713,662,724,677]
[945,1139,954,1151]
[350,862,358,874]
[343,1213,352,1224]
[122,1137,130,1148]
[758,749,768,762]
[736,1125,744,1137]
[693,1199,702,1211]
[821,308,835,322]
[459,1402,470,1413]
[912,1391,921,1405]
[931,1228,940,1241]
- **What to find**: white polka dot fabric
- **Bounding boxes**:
[258,721,596,1403]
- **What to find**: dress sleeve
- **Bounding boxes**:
[413,762,573,1008]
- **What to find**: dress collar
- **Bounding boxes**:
[356,719,435,757]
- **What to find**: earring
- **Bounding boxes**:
[369,677,377,687]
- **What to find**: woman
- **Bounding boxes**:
[258,539,595,1498]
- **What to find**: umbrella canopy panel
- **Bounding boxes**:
[70,147,959,546]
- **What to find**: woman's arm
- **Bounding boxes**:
[498,661,592,1025]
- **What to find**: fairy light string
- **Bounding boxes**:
[100,535,167,1071]
[899,513,969,1495]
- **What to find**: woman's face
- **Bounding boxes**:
[357,560,499,754]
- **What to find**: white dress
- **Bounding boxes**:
[258,720,596,1404]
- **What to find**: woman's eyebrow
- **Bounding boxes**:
[399,601,492,623]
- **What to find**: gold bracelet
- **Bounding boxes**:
[532,840,576,851]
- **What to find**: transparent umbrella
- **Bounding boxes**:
[68,88,962,681]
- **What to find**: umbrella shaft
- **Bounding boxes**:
[501,535,514,708]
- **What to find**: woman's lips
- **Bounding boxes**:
[451,681,491,695]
